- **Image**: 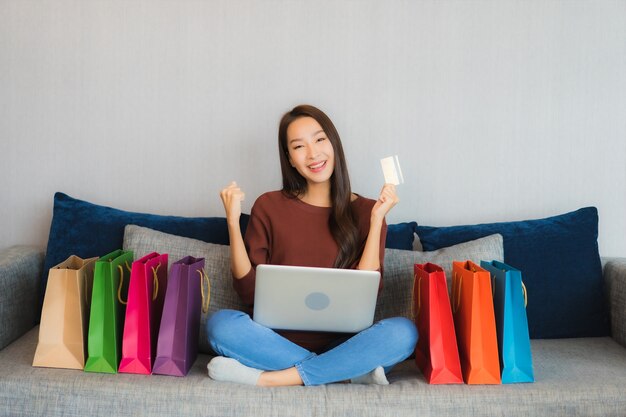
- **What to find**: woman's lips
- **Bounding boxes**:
[308,160,327,173]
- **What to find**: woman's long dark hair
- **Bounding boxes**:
[278,105,360,269]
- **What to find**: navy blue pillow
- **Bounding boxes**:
[385,221,417,250]
[416,207,608,339]
[41,192,250,301]
[42,193,416,300]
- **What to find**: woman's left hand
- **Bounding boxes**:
[371,183,399,224]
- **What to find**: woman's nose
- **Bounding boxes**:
[306,144,318,159]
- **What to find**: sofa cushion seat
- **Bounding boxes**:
[3,328,626,417]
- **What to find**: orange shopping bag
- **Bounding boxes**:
[451,260,501,384]
[413,263,463,384]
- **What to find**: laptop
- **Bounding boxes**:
[253,264,381,333]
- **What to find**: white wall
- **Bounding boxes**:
[1,0,625,256]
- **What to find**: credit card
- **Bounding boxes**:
[380,155,404,185]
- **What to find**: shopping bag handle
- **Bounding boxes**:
[84,270,91,305]
[197,269,211,313]
[498,267,528,307]
[411,273,421,320]
[452,272,462,313]
[470,263,497,297]
[117,261,132,305]
[151,264,160,301]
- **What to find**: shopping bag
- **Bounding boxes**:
[33,255,98,369]
[153,256,209,377]
[413,263,463,384]
[119,252,168,375]
[451,260,501,384]
[84,249,133,374]
[480,260,534,383]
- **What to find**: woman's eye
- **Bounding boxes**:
[316,137,326,142]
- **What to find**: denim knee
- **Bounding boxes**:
[379,317,419,357]
[206,309,248,352]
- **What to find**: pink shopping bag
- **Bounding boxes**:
[118,252,168,374]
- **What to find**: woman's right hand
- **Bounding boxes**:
[220,181,252,278]
[220,181,245,224]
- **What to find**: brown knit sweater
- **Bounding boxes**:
[232,190,386,353]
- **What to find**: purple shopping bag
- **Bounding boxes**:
[153,256,208,376]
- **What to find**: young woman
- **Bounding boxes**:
[207,105,418,387]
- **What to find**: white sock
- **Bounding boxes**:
[207,356,263,385]
[350,366,389,385]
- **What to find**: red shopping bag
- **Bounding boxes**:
[119,252,168,374]
[451,260,501,384]
[413,263,463,384]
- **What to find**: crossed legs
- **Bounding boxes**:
[206,309,418,386]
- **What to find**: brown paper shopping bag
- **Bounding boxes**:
[33,255,98,369]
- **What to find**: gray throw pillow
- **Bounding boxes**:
[376,233,504,322]
[123,224,503,353]
[123,224,245,354]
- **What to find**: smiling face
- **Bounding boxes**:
[286,116,335,187]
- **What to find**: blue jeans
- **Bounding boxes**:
[206,309,418,386]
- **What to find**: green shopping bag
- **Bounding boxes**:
[84,249,133,373]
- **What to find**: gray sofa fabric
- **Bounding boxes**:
[1,246,626,417]
[0,245,42,350]
[2,328,626,417]
[604,258,626,347]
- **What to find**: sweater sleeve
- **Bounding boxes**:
[232,198,271,306]
[379,218,387,275]
[354,198,387,292]
[378,218,387,292]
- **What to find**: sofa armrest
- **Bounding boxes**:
[0,245,43,350]
[603,257,626,348]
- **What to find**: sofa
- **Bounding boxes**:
[1,194,626,417]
